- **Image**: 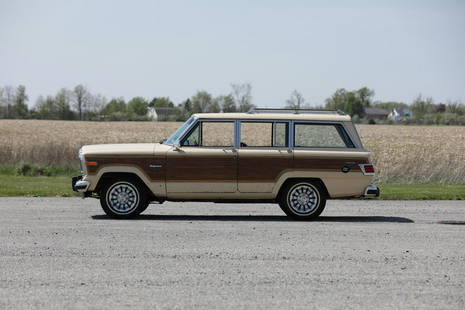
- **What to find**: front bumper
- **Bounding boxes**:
[72,176,90,192]
[364,185,380,197]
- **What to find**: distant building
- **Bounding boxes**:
[388,108,412,122]
[364,107,389,120]
[148,107,175,121]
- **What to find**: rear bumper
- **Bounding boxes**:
[72,176,90,192]
[363,185,380,197]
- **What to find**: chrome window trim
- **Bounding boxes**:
[166,116,198,146]
[238,119,291,149]
[291,120,357,149]
[174,117,360,151]
[176,118,236,148]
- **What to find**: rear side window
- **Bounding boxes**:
[294,123,354,148]
[240,122,289,147]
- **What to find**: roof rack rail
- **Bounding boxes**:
[248,108,346,115]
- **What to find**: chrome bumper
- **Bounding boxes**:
[72,176,90,192]
[364,185,380,197]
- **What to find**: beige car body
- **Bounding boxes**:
[76,111,376,201]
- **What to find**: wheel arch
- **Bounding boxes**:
[275,177,329,201]
[94,172,155,200]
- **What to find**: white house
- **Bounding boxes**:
[148,107,175,121]
[388,108,412,122]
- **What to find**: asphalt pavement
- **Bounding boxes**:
[0,198,464,309]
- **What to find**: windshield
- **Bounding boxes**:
[163,116,196,145]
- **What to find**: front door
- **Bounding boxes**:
[166,120,237,193]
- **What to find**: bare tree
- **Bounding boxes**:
[231,83,254,112]
[73,84,89,120]
[285,90,306,109]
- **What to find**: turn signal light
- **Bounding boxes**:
[85,161,98,166]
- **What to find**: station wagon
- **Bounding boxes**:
[72,108,379,219]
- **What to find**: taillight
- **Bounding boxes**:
[359,163,375,175]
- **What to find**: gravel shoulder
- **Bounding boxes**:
[0,198,464,309]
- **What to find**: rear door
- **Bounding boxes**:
[237,121,292,192]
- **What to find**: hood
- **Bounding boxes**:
[81,143,157,157]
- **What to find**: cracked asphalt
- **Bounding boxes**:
[0,198,464,309]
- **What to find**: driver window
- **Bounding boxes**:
[181,123,200,146]
[181,121,234,147]
[202,122,234,147]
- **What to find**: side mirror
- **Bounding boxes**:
[173,143,182,152]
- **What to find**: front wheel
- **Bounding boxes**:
[99,178,149,218]
[278,181,326,220]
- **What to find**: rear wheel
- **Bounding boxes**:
[99,178,149,218]
[278,180,326,220]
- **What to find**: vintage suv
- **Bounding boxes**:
[72,108,379,219]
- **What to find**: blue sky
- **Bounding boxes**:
[1,0,464,107]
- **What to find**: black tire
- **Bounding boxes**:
[278,180,326,220]
[99,178,149,218]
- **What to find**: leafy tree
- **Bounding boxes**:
[12,85,29,118]
[325,87,373,117]
[411,95,435,119]
[285,90,305,109]
[207,99,221,113]
[356,87,374,107]
[231,83,254,112]
[217,94,236,112]
[55,88,74,120]
[104,98,126,116]
[191,91,213,113]
[35,95,59,119]
[372,101,408,111]
[127,97,148,116]
[149,97,174,108]
[176,98,192,120]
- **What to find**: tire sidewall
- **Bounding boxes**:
[100,178,148,218]
[280,181,326,220]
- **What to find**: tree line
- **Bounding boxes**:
[0,83,255,121]
[1,84,464,125]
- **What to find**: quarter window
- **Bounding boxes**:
[294,123,353,148]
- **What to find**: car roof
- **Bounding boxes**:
[193,112,352,122]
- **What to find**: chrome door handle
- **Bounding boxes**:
[149,165,162,168]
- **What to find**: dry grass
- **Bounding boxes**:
[1,120,464,184]
[357,125,465,184]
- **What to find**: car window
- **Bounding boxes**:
[164,116,196,145]
[202,122,235,147]
[240,122,272,147]
[240,122,289,147]
[181,123,200,146]
[294,123,351,148]
[274,122,288,147]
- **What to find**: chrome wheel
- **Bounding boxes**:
[287,183,319,215]
[106,182,139,214]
